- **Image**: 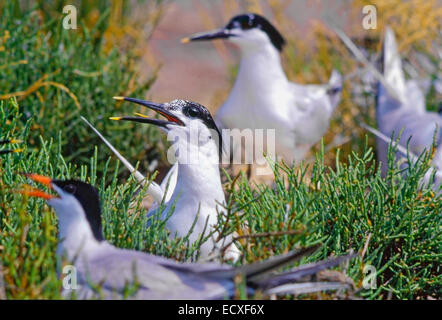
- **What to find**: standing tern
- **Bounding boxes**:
[182,13,343,164]
[86,97,241,261]
[20,173,355,299]
[375,28,442,189]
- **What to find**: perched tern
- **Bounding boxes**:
[182,13,343,164]
[85,97,241,261]
[20,174,355,299]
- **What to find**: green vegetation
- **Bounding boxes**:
[0,1,165,179]
[224,146,441,299]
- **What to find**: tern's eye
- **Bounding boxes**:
[235,16,253,29]
[227,16,253,30]
[241,18,252,29]
[185,106,201,118]
[64,184,76,194]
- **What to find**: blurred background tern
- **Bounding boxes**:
[333,26,442,192]
[375,28,442,191]
[182,13,343,167]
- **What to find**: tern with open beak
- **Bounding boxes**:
[87,97,241,261]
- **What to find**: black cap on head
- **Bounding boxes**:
[168,100,223,156]
[226,13,286,51]
[52,180,104,241]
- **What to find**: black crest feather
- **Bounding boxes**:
[226,13,286,51]
[52,180,104,241]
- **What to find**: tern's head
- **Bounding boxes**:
[20,174,104,241]
[111,97,223,159]
[182,13,286,52]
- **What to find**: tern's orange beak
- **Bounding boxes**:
[23,173,53,188]
[19,186,55,200]
[19,173,55,199]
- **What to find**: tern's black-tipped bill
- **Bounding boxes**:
[0,149,23,155]
[0,139,22,145]
[0,138,23,155]
[181,29,233,43]
[109,115,176,128]
[111,96,184,127]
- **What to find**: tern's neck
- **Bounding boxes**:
[56,206,101,262]
[173,142,224,204]
[235,44,287,91]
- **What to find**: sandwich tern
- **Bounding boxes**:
[182,13,343,164]
[84,97,241,261]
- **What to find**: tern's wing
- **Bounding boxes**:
[167,245,322,282]
[382,27,406,98]
[376,27,407,120]
[81,116,164,203]
[290,69,342,113]
[74,244,354,299]
[159,162,178,203]
[289,71,341,146]
[181,245,355,296]
[192,245,355,296]
[403,80,426,114]
[254,253,356,295]
[77,248,232,300]
[393,111,442,156]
